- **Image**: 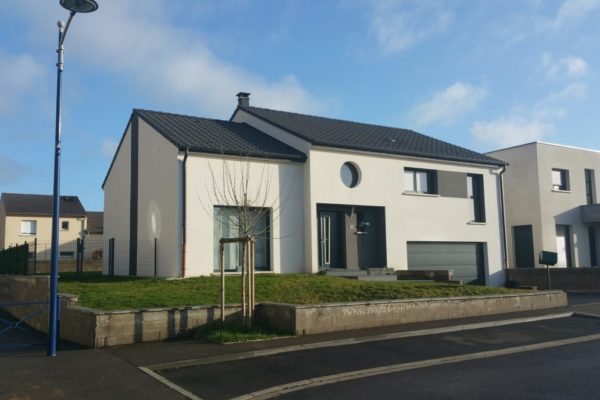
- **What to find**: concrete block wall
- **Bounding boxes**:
[0,275,241,348]
[508,268,600,290]
[256,292,567,335]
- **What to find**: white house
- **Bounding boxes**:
[488,142,600,269]
[102,93,507,285]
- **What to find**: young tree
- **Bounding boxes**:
[207,156,284,327]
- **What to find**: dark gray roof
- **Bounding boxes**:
[236,106,506,167]
[135,109,306,162]
[1,193,86,217]
[86,211,103,234]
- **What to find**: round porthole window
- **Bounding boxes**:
[340,162,360,188]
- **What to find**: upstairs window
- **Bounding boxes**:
[404,168,437,194]
[20,220,37,235]
[552,169,569,191]
[61,221,70,230]
[585,169,595,205]
[467,174,486,222]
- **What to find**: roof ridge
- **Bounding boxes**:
[242,105,425,133]
[1,192,80,198]
[134,108,241,125]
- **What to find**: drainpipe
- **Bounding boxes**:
[498,165,509,275]
[181,147,189,277]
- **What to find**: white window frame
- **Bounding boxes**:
[20,220,37,235]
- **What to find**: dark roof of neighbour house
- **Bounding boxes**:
[86,211,103,235]
[236,106,506,167]
[134,109,307,162]
[1,193,86,217]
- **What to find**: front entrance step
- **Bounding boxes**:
[320,269,368,277]
[355,275,399,281]
[367,268,395,276]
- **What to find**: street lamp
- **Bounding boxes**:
[48,0,98,357]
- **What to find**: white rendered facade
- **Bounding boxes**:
[103,107,507,286]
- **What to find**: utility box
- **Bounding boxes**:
[539,251,557,266]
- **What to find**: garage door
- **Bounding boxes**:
[407,242,484,284]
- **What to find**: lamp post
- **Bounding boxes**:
[48,0,98,357]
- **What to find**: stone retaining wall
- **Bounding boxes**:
[507,268,600,290]
[0,275,241,347]
[1,275,567,347]
[256,291,567,335]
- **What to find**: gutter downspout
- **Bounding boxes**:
[181,147,189,277]
[499,165,509,277]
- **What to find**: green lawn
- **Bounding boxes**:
[58,272,520,311]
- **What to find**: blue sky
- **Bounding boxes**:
[1,0,599,211]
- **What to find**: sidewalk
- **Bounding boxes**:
[1,294,599,400]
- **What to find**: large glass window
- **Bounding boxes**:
[20,220,37,235]
[404,168,437,194]
[213,207,270,272]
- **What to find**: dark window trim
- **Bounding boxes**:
[468,174,486,222]
[552,168,569,191]
[585,169,595,205]
[404,168,438,194]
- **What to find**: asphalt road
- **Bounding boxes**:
[279,339,600,400]
[160,314,600,400]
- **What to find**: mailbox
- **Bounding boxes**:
[539,251,557,266]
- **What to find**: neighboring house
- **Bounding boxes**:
[103,93,507,285]
[85,211,103,238]
[488,142,600,269]
[0,193,87,259]
[85,211,104,260]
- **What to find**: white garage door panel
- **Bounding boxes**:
[407,242,482,284]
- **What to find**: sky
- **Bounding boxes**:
[1,0,599,211]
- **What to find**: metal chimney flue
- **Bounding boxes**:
[237,92,251,107]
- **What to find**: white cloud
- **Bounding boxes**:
[0,155,29,183]
[471,118,555,148]
[369,0,453,54]
[471,83,586,148]
[409,82,487,127]
[8,1,325,117]
[0,52,44,117]
[552,0,600,28]
[101,138,118,158]
[541,54,589,79]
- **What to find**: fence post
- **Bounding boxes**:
[76,238,81,276]
[154,237,157,277]
[24,241,29,275]
[108,238,115,276]
[33,238,38,275]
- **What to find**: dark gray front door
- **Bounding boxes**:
[513,225,535,268]
[319,211,344,268]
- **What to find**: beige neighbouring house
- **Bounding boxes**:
[488,142,600,269]
[0,193,87,260]
[102,93,508,286]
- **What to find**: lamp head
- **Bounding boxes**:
[59,0,98,13]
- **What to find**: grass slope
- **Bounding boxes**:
[58,272,520,311]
